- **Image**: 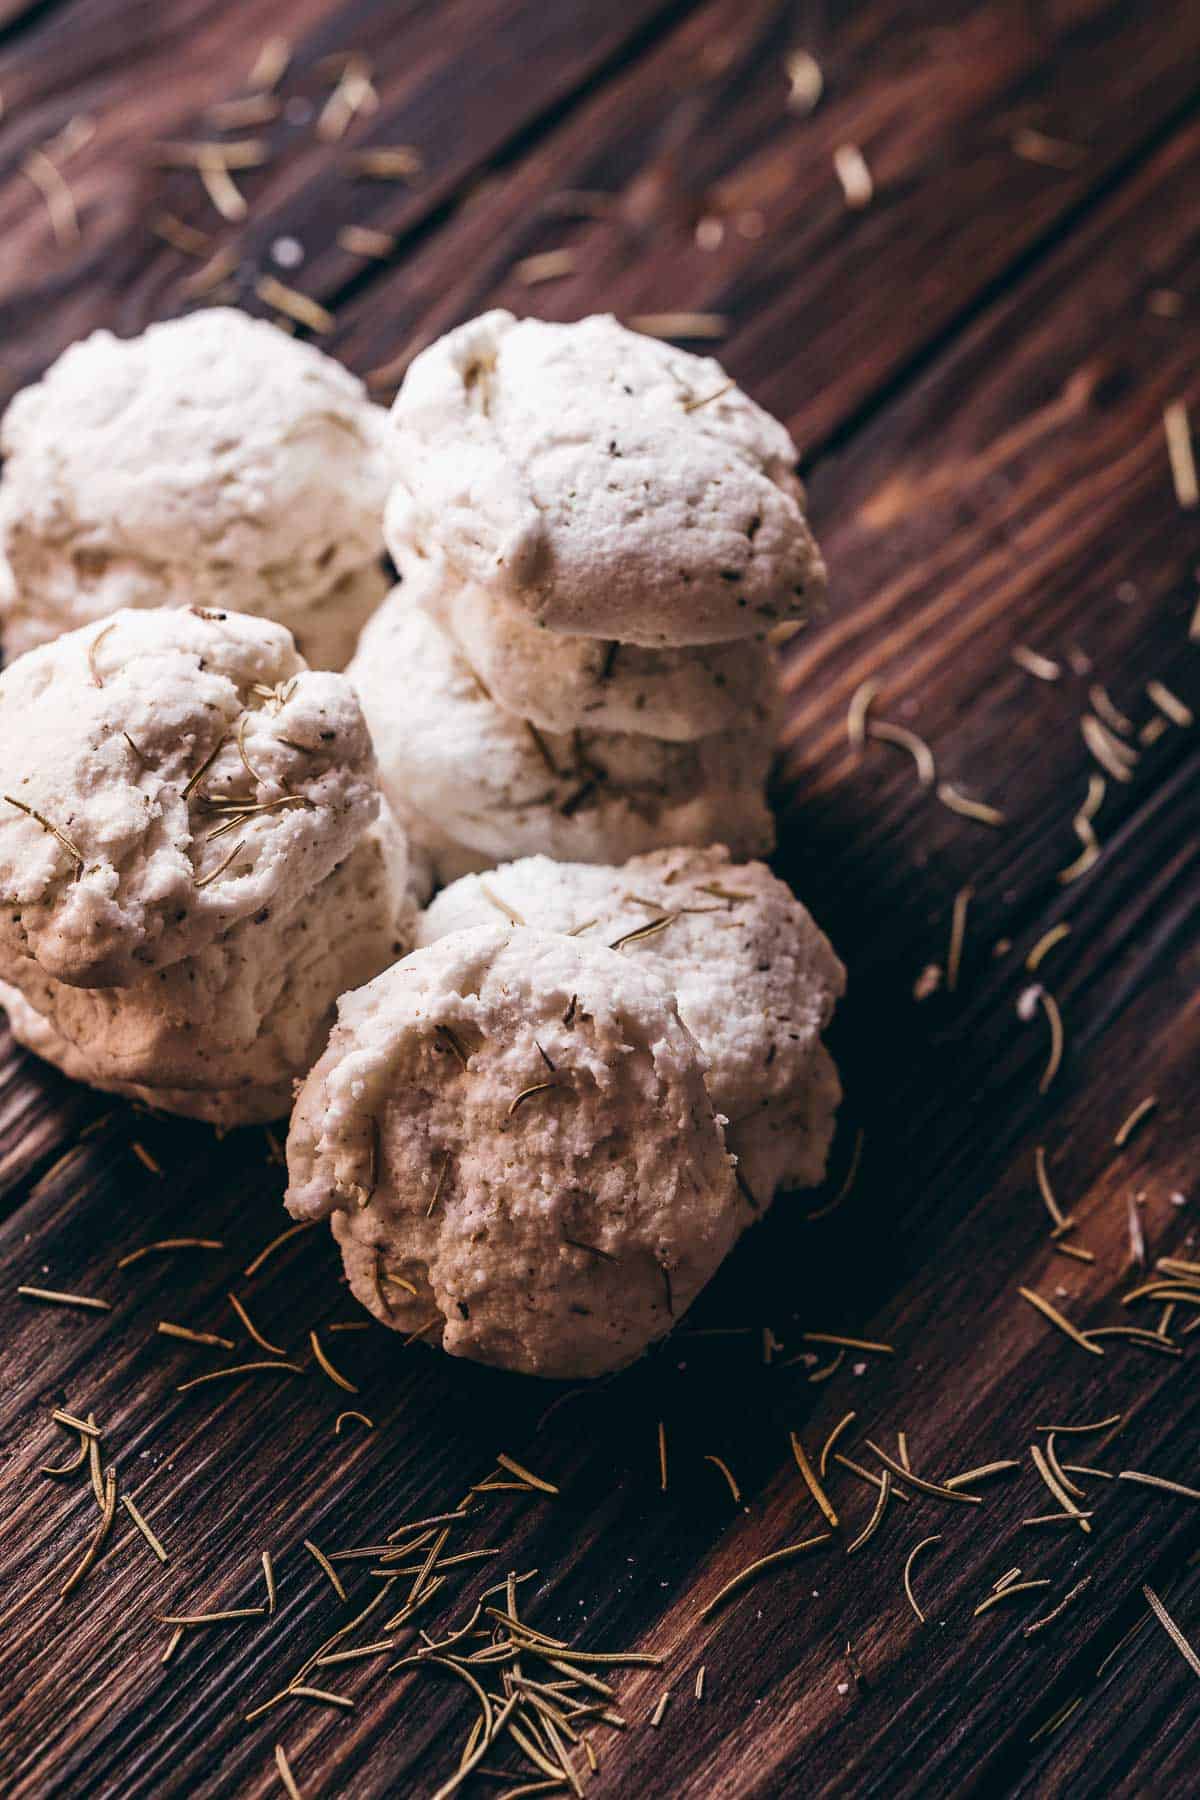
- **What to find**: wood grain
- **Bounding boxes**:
[0,2,1197,1797]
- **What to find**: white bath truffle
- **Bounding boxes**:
[0,607,378,987]
[427,559,779,740]
[385,311,825,646]
[0,982,291,1125]
[0,308,391,667]
[419,846,845,1204]
[286,925,747,1377]
[1,809,417,1124]
[348,599,775,874]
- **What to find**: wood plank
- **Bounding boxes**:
[323,0,1200,442]
[0,6,1197,1799]
[0,0,697,391]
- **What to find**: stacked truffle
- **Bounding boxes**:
[0,608,419,1125]
[286,845,845,1377]
[0,308,392,671]
[350,311,827,879]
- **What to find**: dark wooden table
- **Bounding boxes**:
[0,2,1197,1795]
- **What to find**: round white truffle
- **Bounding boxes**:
[0,606,379,987]
[347,598,775,876]
[0,308,392,667]
[426,559,779,740]
[285,925,747,1377]
[1,809,418,1125]
[418,846,846,1205]
[386,311,826,646]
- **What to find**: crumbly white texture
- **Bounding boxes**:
[286,925,747,1377]
[1,808,417,1121]
[418,846,845,1204]
[348,600,775,871]
[0,607,378,987]
[425,558,779,740]
[0,308,392,667]
[386,311,826,646]
[0,981,292,1125]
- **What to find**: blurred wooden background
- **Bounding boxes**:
[0,1,1196,1795]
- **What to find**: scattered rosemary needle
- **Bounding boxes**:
[244,1220,315,1278]
[628,313,728,341]
[1030,1443,1091,1532]
[1142,1584,1200,1678]
[846,679,879,750]
[903,1535,941,1624]
[699,1534,831,1618]
[785,47,823,113]
[657,1420,668,1493]
[609,913,675,951]
[227,1291,286,1356]
[159,1607,266,1626]
[157,1321,236,1350]
[947,885,972,993]
[1118,1470,1200,1502]
[22,149,80,247]
[1089,683,1133,737]
[1018,1286,1102,1356]
[310,1328,358,1394]
[819,1412,857,1478]
[4,794,84,873]
[475,879,526,926]
[703,1454,741,1503]
[695,1665,706,1700]
[263,1550,277,1615]
[305,1539,348,1602]
[1011,645,1061,681]
[275,1744,303,1800]
[496,1453,559,1495]
[944,1461,1020,1491]
[1163,400,1199,509]
[121,1494,169,1563]
[833,143,873,208]
[789,1431,839,1529]
[1034,1146,1074,1235]
[118,1238,225,1268]
[507,1081,561,1118]
[846,1467,891,1554]
[937,785,1005,827]
[87,621,117,687]
[18,1285,111,1311]
[176,1359,304,1392]
[131,1140,163,1176]
[255,277,335,335]
[867,719,935,787]
[1023,1576,1092,1634]
[194,837,246,889]
[349,145,424,180]
[1081,714,1135,783]
[801,1331,893,1355]
[334,1410,375,1435]
[1145,678,1193,728]
[863,1440,981,1505]
[336,225,396,259]
[973,1579,1051,1616]
[61,1467,117,1597]
[162,1625,184,1664]
[1026,923,1071,972]
[515,249,577,286]
[1114,1095,1158,1147]
[1029,988,1064,1092]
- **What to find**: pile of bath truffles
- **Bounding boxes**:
[0,608,416,1124]
[0,309,391,670]
[350,311,827,879]
[0,305,845,1377]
